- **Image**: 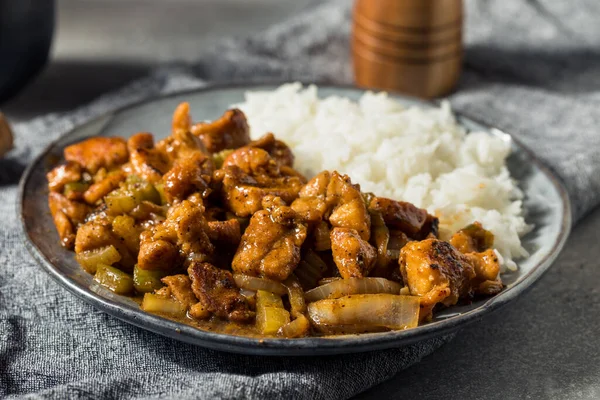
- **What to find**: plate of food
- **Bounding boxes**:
[19,83,571,355]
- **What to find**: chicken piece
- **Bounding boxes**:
[51,209,76,248]
[169,199,214,260]
[188,262,254,322]
[222,147,279,176]
[326,172,371,241]
[464,250,503,295]
[48,192,90,226]
[206,219,241,246]
[399,239,476,320]
[171,101,192,134]
[162,152,214,203]
[83,170,126,205]
[450,223,502,295]
[48,192,90,248]
[369,197,437,239]
[74,218,137,269]
[449,222,494,254]
[47,161,82,192]
[64,137,128,174]
[330,227,377,279]
[248,133,294,168]
[127,133,170,184]
[216,147,305,217]
[137,230,180,271]
[161,274,198,309]
[291,171,330,222]
[190,108,251,153]
[232,199,307,281]
[156,103,208,162]
[137,199,214,271]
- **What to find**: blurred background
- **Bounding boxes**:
[2,0,315,121]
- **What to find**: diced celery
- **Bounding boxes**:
[255,290,289,335]
[75,245,121,274]
[63,182,89,198]
[256,290,283,309]
[212,149,234,169]
[104,179,161,215]
[94,264,133,294]
[154,183,168,205]
[257,307,290,335]
[128,181,161,205]
[104,190,138,214]
[133,265,166,293]
[141,293,186,317]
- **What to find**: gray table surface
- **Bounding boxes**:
[4,1,599,399]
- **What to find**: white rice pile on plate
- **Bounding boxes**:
[236,83,530,271]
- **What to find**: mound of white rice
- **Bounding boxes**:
[236,83,530,271]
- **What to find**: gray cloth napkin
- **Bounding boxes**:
[2,0,600,398]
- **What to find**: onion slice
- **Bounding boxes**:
[277,314,311,338]
[283,275,306,318]
[233,274,287,296]
[307,294,419,331]
[304,277,402,302]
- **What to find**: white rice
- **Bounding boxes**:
[236,83,530,271]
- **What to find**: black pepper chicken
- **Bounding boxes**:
[46,103,504,338]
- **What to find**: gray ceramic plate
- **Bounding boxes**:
[19,83,571,356]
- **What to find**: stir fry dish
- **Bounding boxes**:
[46,103,503,338]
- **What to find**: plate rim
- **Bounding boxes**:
[18,81,573,355]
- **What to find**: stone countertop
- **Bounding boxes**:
[4,1,599,399]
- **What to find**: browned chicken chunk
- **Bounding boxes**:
[206,219,241,246]
[190,109,251,153]
[137,199,214,270]
[399,239,476,320]
[83,170,126,205]
[157,102,209,161]
[188,262,253,322]
[48,192,92,249]
[74,218,137,269]
[127,133,170,184]
[369,197,438,239]
[291,171,330,222]
[162,152,214,203]
[248,133,294,168]
[326,172,371,240]
[47,161,82,192]
[450,222,502,295]
[64,137,128,174]
[232,197,307,281]
[330,227,377,279]
[216,147,305,217]
[48,192,90,226]
[449,222,494,253]
[161,274,198,309]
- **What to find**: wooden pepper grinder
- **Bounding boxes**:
[352,0,463,98]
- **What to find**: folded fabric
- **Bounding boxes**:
[2,0,600,398]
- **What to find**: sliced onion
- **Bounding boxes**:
[307,294,419,331]
[304,277,402,303]
[233,274,287,296]
[317,277,341,286]
[283,275,306,318]
[277,314,311,338]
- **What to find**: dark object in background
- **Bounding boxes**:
[0,0,55,104]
